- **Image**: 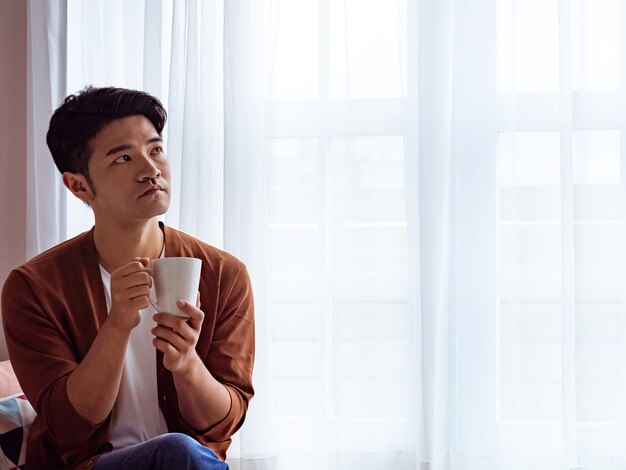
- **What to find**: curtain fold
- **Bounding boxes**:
[26,0,67,257]
[557,0,578,465]
[223,0,275,461]
[406,0,456,468]
[164,0,225,246]
[452,0,497,464]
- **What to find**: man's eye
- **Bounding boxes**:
[151,146,164,155]
[115,155,131,163]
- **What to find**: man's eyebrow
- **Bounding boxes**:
[105,144,131,157]
[105,136,163,157]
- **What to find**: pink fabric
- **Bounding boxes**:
[0,361,22,398]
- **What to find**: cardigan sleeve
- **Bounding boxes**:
[174,263,255,452]
[1,269,108,451]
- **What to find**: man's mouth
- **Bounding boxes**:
[139,186,165,198]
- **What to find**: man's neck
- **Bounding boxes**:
[93,218,164,273]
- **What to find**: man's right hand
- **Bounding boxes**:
[67,256,153,425]
[108,257,152,331]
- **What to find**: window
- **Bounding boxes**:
[265,0,411,453]
[496,0,626,461]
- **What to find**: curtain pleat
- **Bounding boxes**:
[26,0,67,257]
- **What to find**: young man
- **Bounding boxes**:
[1,87,254,469]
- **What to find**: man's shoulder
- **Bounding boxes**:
[2,230,95,313]
[10,230,93,284]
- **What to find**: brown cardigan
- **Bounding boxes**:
[1,224,255,469]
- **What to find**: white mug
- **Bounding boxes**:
[149,257,202,317]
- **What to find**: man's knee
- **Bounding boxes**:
[149,433,226,469]
[153,432,197,451]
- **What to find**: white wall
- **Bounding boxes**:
[0,0,27,360]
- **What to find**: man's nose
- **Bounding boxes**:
[138,155,161,181]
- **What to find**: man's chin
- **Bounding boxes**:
[152,201,170,218]
[141,199,170,219]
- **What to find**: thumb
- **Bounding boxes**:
[134,256,151,268]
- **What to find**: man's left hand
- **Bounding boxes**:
[151,293,204,374]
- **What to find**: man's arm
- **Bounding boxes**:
[152,263,255,436]
[67,258,151,424]
[152,300,232,430]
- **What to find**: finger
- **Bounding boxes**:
[196,291,201,308]
[134,256,156,275]
[118,271,152,289]
[127,295,150,311]
[133,256,151,268]
[123,259,151,278]
[114,260,150,277]
[124,285,151,301]
[176,300,204,329]
[151,324,190,350]
[152,336,181,356]
[152,312,178,328]
[153,313,189,332]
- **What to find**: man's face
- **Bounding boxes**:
[80,114,171,223]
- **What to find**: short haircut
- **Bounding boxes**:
[46,86,167,181]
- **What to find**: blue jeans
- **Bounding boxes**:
[94,433,229,470]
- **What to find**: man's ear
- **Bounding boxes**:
[62,172,94,204]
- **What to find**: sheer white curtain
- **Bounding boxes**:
[492,0,626,468]
[26,0,67,257]
[26,0,626,469]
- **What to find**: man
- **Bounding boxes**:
[1,87,254,469]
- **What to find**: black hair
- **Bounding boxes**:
[46,86,167,185]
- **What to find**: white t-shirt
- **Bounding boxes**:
[99,258,169,450]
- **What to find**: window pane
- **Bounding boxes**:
[500,186,561,222]
[331,136,405,189]
[332,282,409,421]
[574,185,621,221]
[328,135,409,420]
[333,301,407,341]
[573,274,623,424]
[271,0,319,101]
[332,378,408,420]
[330,136,407,274]
[499,283,562,422]
[329,0,406,99]
[571,132,623,425]
[273,302,320,341]
[576,380,620,422]
[498,128,563,424]
[273,340,319,379]
[268,135,410,426]
[573,130,620,185]
[275,378,319,417]
[273,341,321,417]
[571,0,620,91]
[496,0,559,93]
[269,189,320,224]
[498,132,560,186]
[500,301,561,343]
[574,224,621,271]
[334,188,406,224]
[500,224,561,272]
[268,138,319,187]
[500,378,563,421]
[269,225,321,271]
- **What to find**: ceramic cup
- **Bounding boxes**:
[149,257,202,317]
